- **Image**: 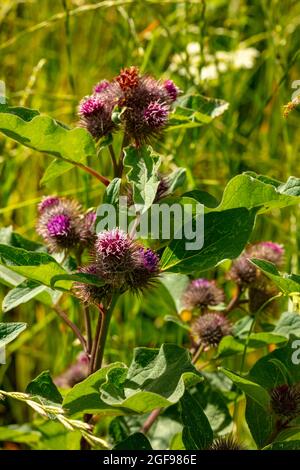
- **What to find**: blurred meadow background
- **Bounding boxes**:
[0,0,300,442]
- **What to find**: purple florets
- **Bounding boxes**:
[79,95,105,116]
[191,278,212,289]
[163,79,179,101]
[47,214,71,237]
[143,101,168,129]
[78,67,179,145]
[38,196,60,213]
[94,80,110,93]
[36,197,97,253]
[95,228,131,259]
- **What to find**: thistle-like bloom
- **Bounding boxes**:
[37,197,96,253]
[79,94,116,139]
[94,228,139,287]
[116,66,139,91]
[37,198,82,252]
[209,435,243,451]
[192,313,232,349]
[270,384,300,420]
[79,67,178,145]
[229,241,285,286]
[38,196,60,213]
[74,229,160,302]
[163,79,179,101]
[182,278,225,311]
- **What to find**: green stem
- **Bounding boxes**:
[117,133,130,177]
[93,295,118,372]
[109,144,118,177]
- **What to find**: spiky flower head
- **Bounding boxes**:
[209,435,243,451]
[229,241,285,286]
[38,196,60,213]
[79,67,178,144]
[116,66,139,91]
[94,228,139,287]
[73,264,108,305]
[37,197,82,252]
[192,313,232,349]
[79,94,116,139]
[270,384,300,420]
[163,79,179,101]
[182,278,225,311]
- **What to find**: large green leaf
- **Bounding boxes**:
[100,344,202,414]
[63,363,127,416]
[161,207,256,273]
[251,259,300,295]
[217,173,300,213]
[264,441,300,450]
[124,145,161,213]
[2,279,60,313]
[0,244,68,288]
[0,322,27,348]
[26,371,63,404]
[0,425,41,445]
[168,94,229,130]
[220,367,270,409]
[159,272,189,313]
[180,391,213,450]
[0,105,96,168]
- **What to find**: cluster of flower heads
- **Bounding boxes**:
[74,228,160,305]
[181,279,230,349]
[78,66,179,145]
[229,241,285,313]
[36,196,96,253]
[229,241,284,286]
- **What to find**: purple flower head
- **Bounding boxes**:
[182,278,225,310]
[38,196,60,213]
[36,197,83,252]
[79,95,105,116]
[94,80,110,94]
[143,101,168,129]
[270,384,300,419]
[192,313,232,349]
[125,246,160,292]
[163,79,179,101]
[116,66,139,92]
[95,228,131,259]
[47,214,71,237]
